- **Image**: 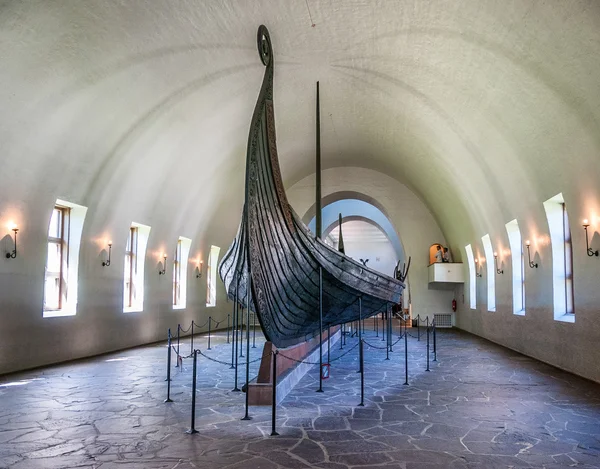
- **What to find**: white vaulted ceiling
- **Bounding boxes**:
[1,0,599,253]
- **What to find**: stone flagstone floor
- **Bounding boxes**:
[1,326,599,468]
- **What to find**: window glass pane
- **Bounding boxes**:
[465,245,476,309]
[206,245,220,307]
[506,220,524,315]
[44,277,60,309]
[47,242,61,273]
[481,234,495,311]
[124,253,131,307]
[543,194,574,320]
[173,240,182,306]
[563,204,574,314]
[48,208,61,238]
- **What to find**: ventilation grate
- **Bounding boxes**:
[434,313,453,328]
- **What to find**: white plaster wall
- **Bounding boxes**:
[0,1,599,382]
[0,203,237,375]
[342,240,398,280]
[455,187,600,384]
[287,167,455,320]
[333,220,399,278]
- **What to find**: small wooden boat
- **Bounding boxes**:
[219,25,405,348]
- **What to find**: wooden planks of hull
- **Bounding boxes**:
[218,25,405,348]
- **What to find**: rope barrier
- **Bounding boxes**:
[171,345,194,360]
[362,335,404,351]
[277,341,359,365]
[193,319,210,329]
[361,339,388,350]
[173,317,221,338]
[197,349,262,367]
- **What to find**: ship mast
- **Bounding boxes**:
[315,81,322,239]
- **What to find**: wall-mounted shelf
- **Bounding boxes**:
[428,263,464,283]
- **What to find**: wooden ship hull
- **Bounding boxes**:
[219,26,405,348]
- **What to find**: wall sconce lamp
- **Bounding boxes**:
[196,260,204,279]
[583,220,599,257]
[474,258,482,277]
[5,224,18,259]
[159,254,167,275]
[493,252,503,275]
[102,241,112,267]
[525,240,538,268]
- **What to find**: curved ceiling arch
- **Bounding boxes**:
[306,199,405,261]
[322,215,389,242]
[322,215,403,265]
[302,191,393,225]
[1,0,599,272]
[355,26,600,144]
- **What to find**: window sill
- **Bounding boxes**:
[43,309,76,318]
[173,305,186,310]
[123,307,143,314]
[514,310,525,316]
[206,304,216,308]
[555,313,575,324]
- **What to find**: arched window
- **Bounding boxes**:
[123,222,151,313]
[43,200,87,317]
[505,220,525,315]
[206,245,221,307]
[173,237,192,309]
[543,193,574,322]
[481,234,495,312]
[465,244,476,309]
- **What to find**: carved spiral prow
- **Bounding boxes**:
[257,25,273,66]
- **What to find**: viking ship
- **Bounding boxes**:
[219,25,405,348]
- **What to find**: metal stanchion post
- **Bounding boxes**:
[252,313,257,348]
[433,319,437,362]
[190,321,194,355]
[207,317,212,350]
[381,312,386,342]
[375,313,379,337]
[242,279,252,421]
[176,324,181,367]
[230,297,236,368]
[317,267,324,393]
[233,287,240,390]
[404,317,409,386]
[340,323,344,350]
[417,315,421,341]
[343,322,346,346]
[357,297,363,373]
[327,324,330,364]
[227,314,230,344]
[389,306,393,353]
[358,338,365,407]
[271,351,279,436]
[426,316,430,372]
[239,307,244,357]
[358,297,364,406]
[165,329,173,403]
[186,350,199,434]
[385,309,390,360]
